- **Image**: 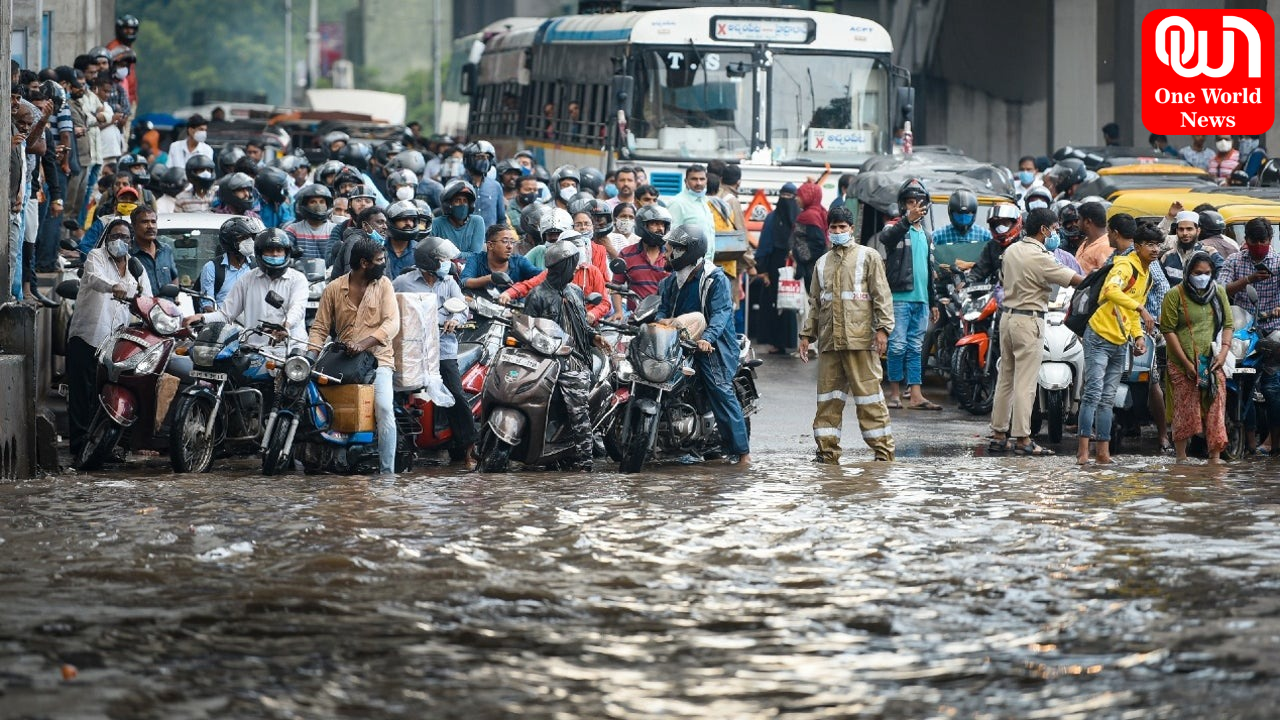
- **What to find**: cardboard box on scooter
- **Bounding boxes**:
[319,384,377,433]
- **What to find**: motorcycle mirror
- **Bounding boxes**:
[442,297,468,315]
[490,271,513,289]
[159,284,181,299]
[62,219,80,232]
[59,237,79,251]
[1247,285,1260,304]
[585,292,604,305]
[127,257,145,279]
[307,271,326,283]
[265,291,285,309]
[54,279,79,300]
[608,257,627,276]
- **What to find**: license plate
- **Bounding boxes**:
[190,370,227,381]
[503,352,540,371]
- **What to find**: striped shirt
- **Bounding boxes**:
[616,243,669,308]
[285,219,339,261]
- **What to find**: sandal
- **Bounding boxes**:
[987,438,1010,453]
[886,399,903,409]
[908,400,943,411]
[1013,441,1055,457]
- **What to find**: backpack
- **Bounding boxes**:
[1063,258,1146,338]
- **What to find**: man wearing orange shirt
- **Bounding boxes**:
[1074,201,1113,275]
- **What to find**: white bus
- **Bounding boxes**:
[462,6,911,204]
[441,17,545,138]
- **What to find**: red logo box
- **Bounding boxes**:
[1142,10,1274,135]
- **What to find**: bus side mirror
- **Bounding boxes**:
[896,86,915,125]
[611,75,634,116]
[461,63,478,97]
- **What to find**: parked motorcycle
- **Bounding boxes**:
[925,265,966,379]
[75,262,191,471]
[951,282,1000,415]
[1031,287,1084,443]
[1223,287,1279,460]
[612,313,762,473]
[1109,336,1156,454]
[399,297,490,461]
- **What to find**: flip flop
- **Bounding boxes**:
[908,400,943,411]
[1013,441,1055,457]
[886,399,903,409]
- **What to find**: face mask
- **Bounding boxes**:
[1018,170,1035,186]
[365,262,387,281]
[115,201,137,217]
[395,186,414,201]
[106,238,130,259]
[1248,243,1271,260]
[691,188,706,199]
[115,66,128,80]
[193,130,207,143]
[473,159,492,176]
[559,186,577,202]
[1027,200,1048,211]
[1216,139,1233,153]
[518,192,538,207]
[604,183,618,198]
[994,224,1011,236]
[1189,273,1212,290]
[369,230,384,243]
[238,239,254,258]
[829,231,852,246]
[435,264,450,280]
[261,254,288,268]
[449,204,469,221]
[1045,231,1061,251]
[615,219,635,236]
[952,213,974,228]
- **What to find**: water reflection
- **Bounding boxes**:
[0,456,1277,717]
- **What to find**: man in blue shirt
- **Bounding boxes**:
[431,180,486,255]
[464,141,506,228]
[461,224,542,291]
[933,189,992,246]
[198,216,261,311]
[128,206,178,291]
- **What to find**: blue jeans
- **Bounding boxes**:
[697,356,750,456]
[887,300,928,386]
[374,366,397,474]
[1260,370,1280,429]
[1077,327,1128,442]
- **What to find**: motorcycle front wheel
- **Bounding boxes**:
[476,429,512,473]
[75,408,121,471]
[619,411,657,474]
[169,394,217,473]
[1047,390,1065,444]
[261,414,294,476]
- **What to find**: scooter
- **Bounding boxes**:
[1032,287,1084,443]
[951,282,1000,415]
[1223,287,1280,459]
[926,265,966,380]
[75,260,192,471]
[1109,336,1156,454]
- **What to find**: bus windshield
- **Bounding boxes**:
[632,48,756,161]
[770,54,889,165]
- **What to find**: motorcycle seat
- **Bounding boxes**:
[457,344,485,373]
[744,358,763,369]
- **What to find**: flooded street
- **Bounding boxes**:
[3,358,1280,719]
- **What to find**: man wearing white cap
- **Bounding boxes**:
[1160,209,1222,286]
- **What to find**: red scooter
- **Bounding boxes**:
[950,282,1000,416]
[75,265,191,471]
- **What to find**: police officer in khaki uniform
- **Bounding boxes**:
[989,208,1084,455]
[799,207,896,462]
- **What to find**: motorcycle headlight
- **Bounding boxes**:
[963,310,981,322]
[529,329,563,355]
[1231,337,1248,360]
[191,343,219,367]
[149,305,182,336]
[134,343,167,375]
[639,357,675,383]
[284,355,312,383]
[617,359,635,382]
[309,282,324,301]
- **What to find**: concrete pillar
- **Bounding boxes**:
[1267,9,1280,156]
[1048,0,1097,149]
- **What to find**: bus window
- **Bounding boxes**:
[633,49,753,160]
[770,54,888,164]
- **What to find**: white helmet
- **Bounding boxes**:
[538,207,574,243]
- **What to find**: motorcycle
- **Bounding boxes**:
[1109,336,1156,454]
[1032,287,1084,443]
[951,282,1000,415]
[75,261,192,471]
[168,307,285,473]
[298,258,327,325]
[925,265,966,379]
[260,298,415,476]
[612,313,762,473]
[1223,287,1278,460]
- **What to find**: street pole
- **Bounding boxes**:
[433,0,442,134]
[284,0,293,106]
[307,0,319,90]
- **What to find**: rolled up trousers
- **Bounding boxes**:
[813,348,894,461]
[990,313,1043,439]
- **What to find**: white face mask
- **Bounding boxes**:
[1216,139,1233,153]
[193,130,208,143]
[559,186,577,202]
[395,186,414,201]
[1189,273,1212,290]
[238,239,254,258]
[115,66,129,80]
[106,239,130,259]
[615,218,635,236]
[994,224,1011,235]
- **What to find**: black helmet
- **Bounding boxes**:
[1049,158,1087,190]
[532,164,551,184]
[39,80,65,114]
[387,149,427,177]
[294,183,334,222]
[1259,158,1280,188]
[118,153,149,185]
[1198,210,1226,237]
[279,154,310,176]
[1057,203,1083,241]
[315,160,346,188]
[896,178,930,215]
[463,140,496,177]
[588,198,613,237]
[253,228,295,279]
[579,167,605,196]
[337,142,370,172]
[333,168,365,195]
[552,164,581,188]
[155,166,187,197]
[636,204,672,247]
[322,130,350,157]
[387,169,418,196]
[946,189,978,233]
[1228,169,1251,187]
[115,14,139,45]
[218,216,265,257]
[88,46,111,64]
[413,199,435,223]
[567,193,597,217]
[664,224,708,272]
[185,153,217,190]
[373,140,404,170]
[385,200,422,242]
[218,145,246,176]
[413,235,461,273]
[218,172,258,212]
[441,179,476,207]
[255,167,289,205]
[519,202,549,242]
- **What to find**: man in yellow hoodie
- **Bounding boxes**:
[1076,223,1163,464]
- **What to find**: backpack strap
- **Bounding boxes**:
[214,258,226,297]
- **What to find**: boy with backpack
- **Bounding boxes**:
[1074,223,1163,465]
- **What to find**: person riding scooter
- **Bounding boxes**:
[521,235,611,471]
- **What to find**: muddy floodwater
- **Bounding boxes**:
[3,360,1280,719]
